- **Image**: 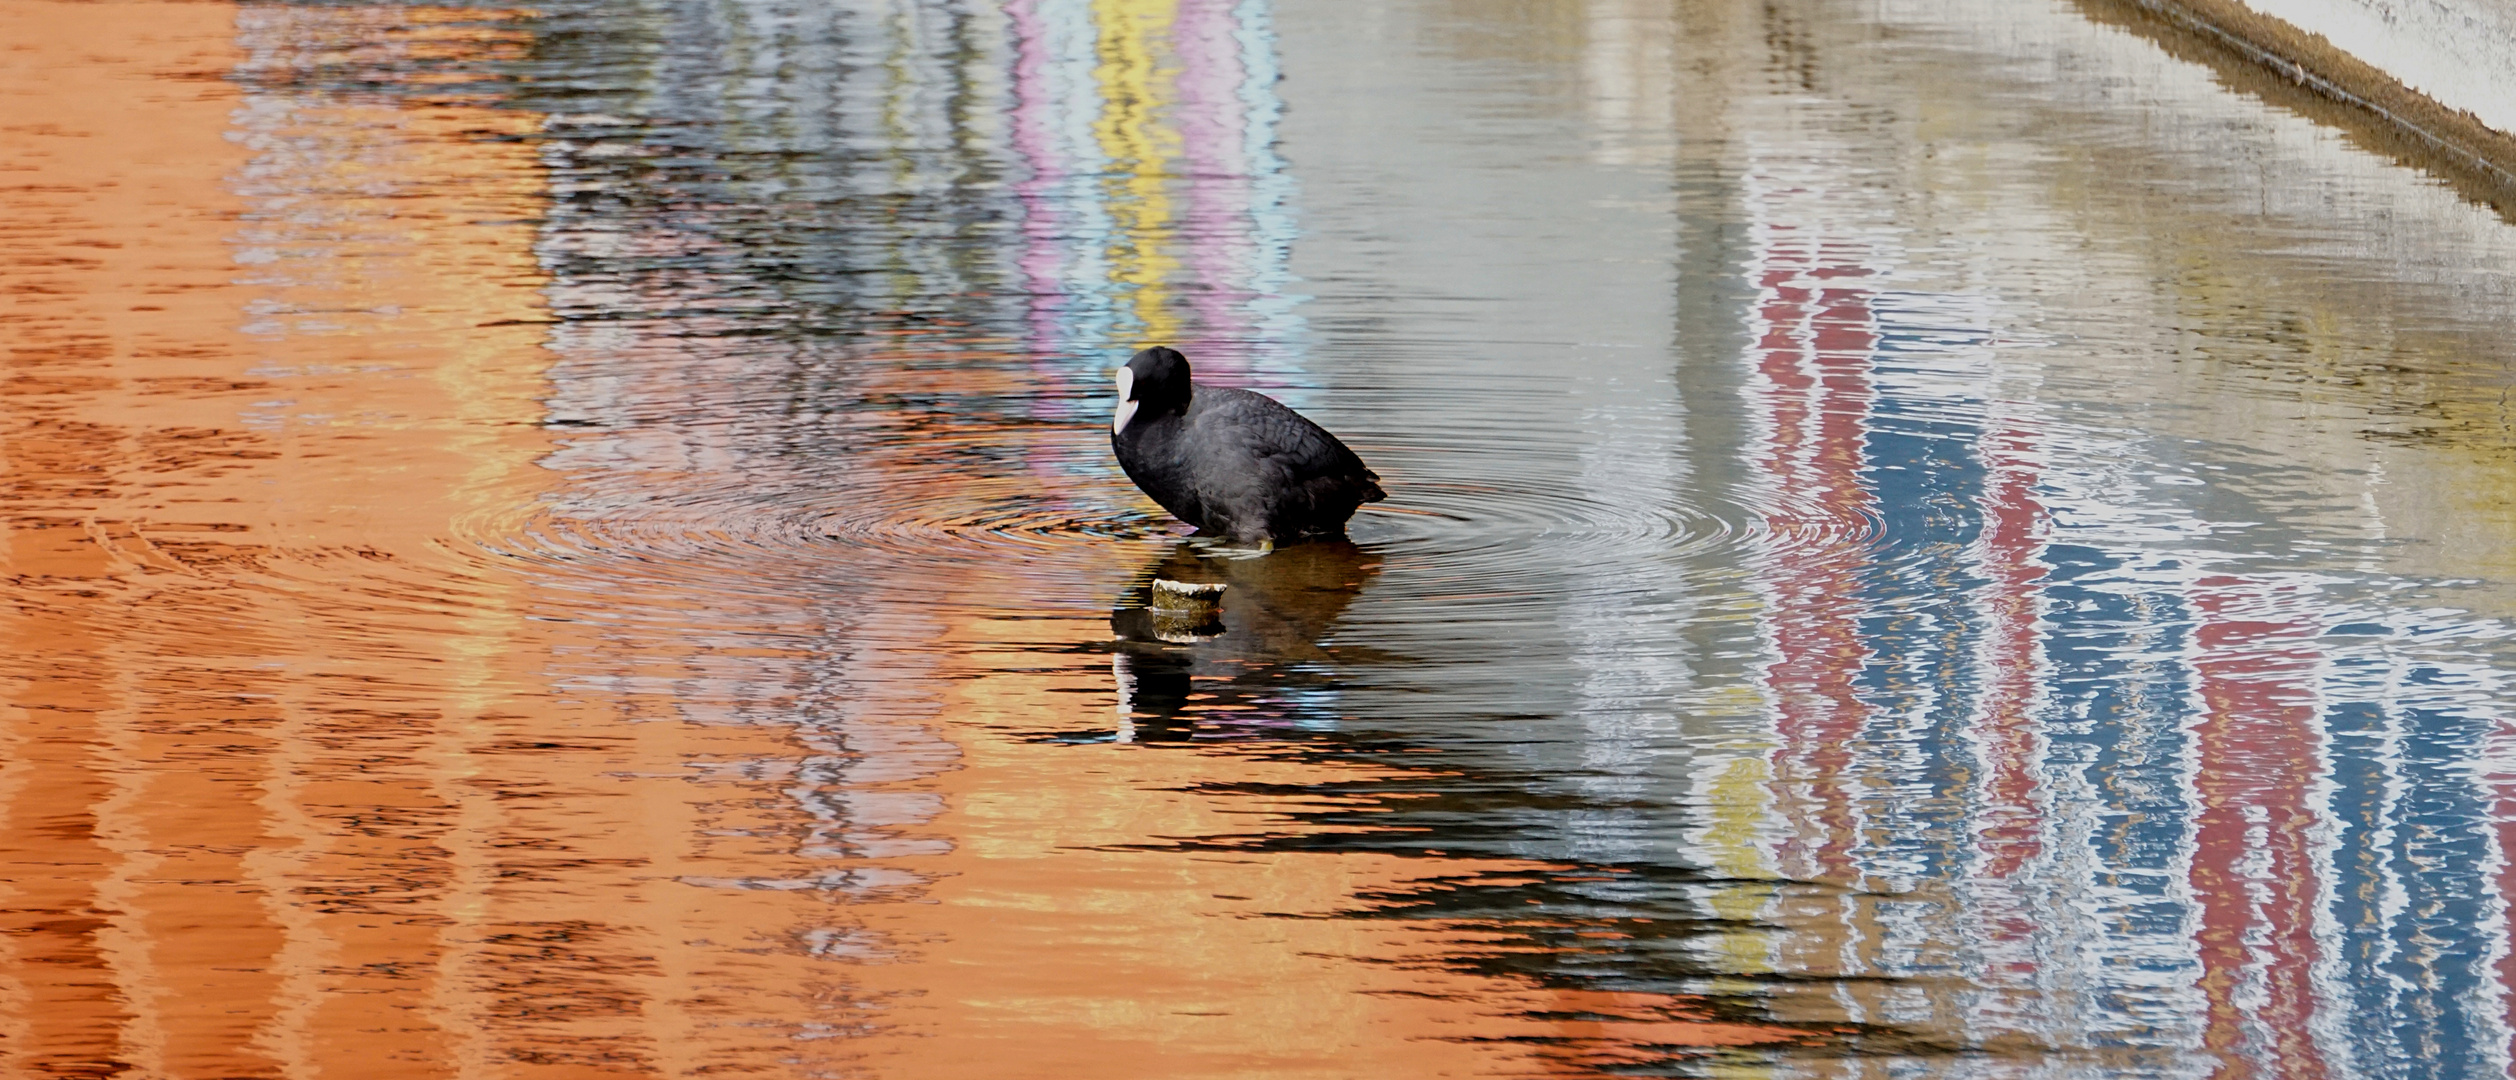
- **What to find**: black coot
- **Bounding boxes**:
[1109,346,1384,546]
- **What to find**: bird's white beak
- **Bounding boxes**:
[1112,368,1139,435]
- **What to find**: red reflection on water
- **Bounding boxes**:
[2189,578,2333,1080]
[1749,226,1882,893]
[1972,425,2053,881]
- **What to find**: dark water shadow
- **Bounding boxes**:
[1045,539,1943,1070]
[1102,538,1386,742]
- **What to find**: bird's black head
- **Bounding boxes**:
[1113,346,1192,436]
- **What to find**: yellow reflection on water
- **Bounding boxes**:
[1093,0,1186,345]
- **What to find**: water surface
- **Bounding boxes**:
[7,0,2516,1076]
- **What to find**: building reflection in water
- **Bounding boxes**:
[502,0,1801,1072]
[10,0,2516,1077]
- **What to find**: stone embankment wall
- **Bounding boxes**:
[2243,0,2516,132]
[2081,0,2516,213]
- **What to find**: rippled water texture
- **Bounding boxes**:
[9,0,2516,1075]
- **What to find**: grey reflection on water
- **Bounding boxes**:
[373,0,2516,1074]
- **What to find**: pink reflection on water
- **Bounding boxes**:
[1004,0,1270,381]
[1168,0,1257,379]
[1006,0,1082,368]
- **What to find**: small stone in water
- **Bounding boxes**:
[1150,578,1227,608]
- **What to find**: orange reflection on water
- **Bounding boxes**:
[0,5,1799,1075]
[1,2,578,1074]
[852,672,1795,1074]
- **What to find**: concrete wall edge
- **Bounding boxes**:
[2067,0,2516,220]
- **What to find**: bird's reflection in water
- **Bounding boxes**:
[1108,540,1381,742]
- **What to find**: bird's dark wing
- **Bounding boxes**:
[1187,388,1382,533]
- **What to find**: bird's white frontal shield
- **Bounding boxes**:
[1112,367,1139,435]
